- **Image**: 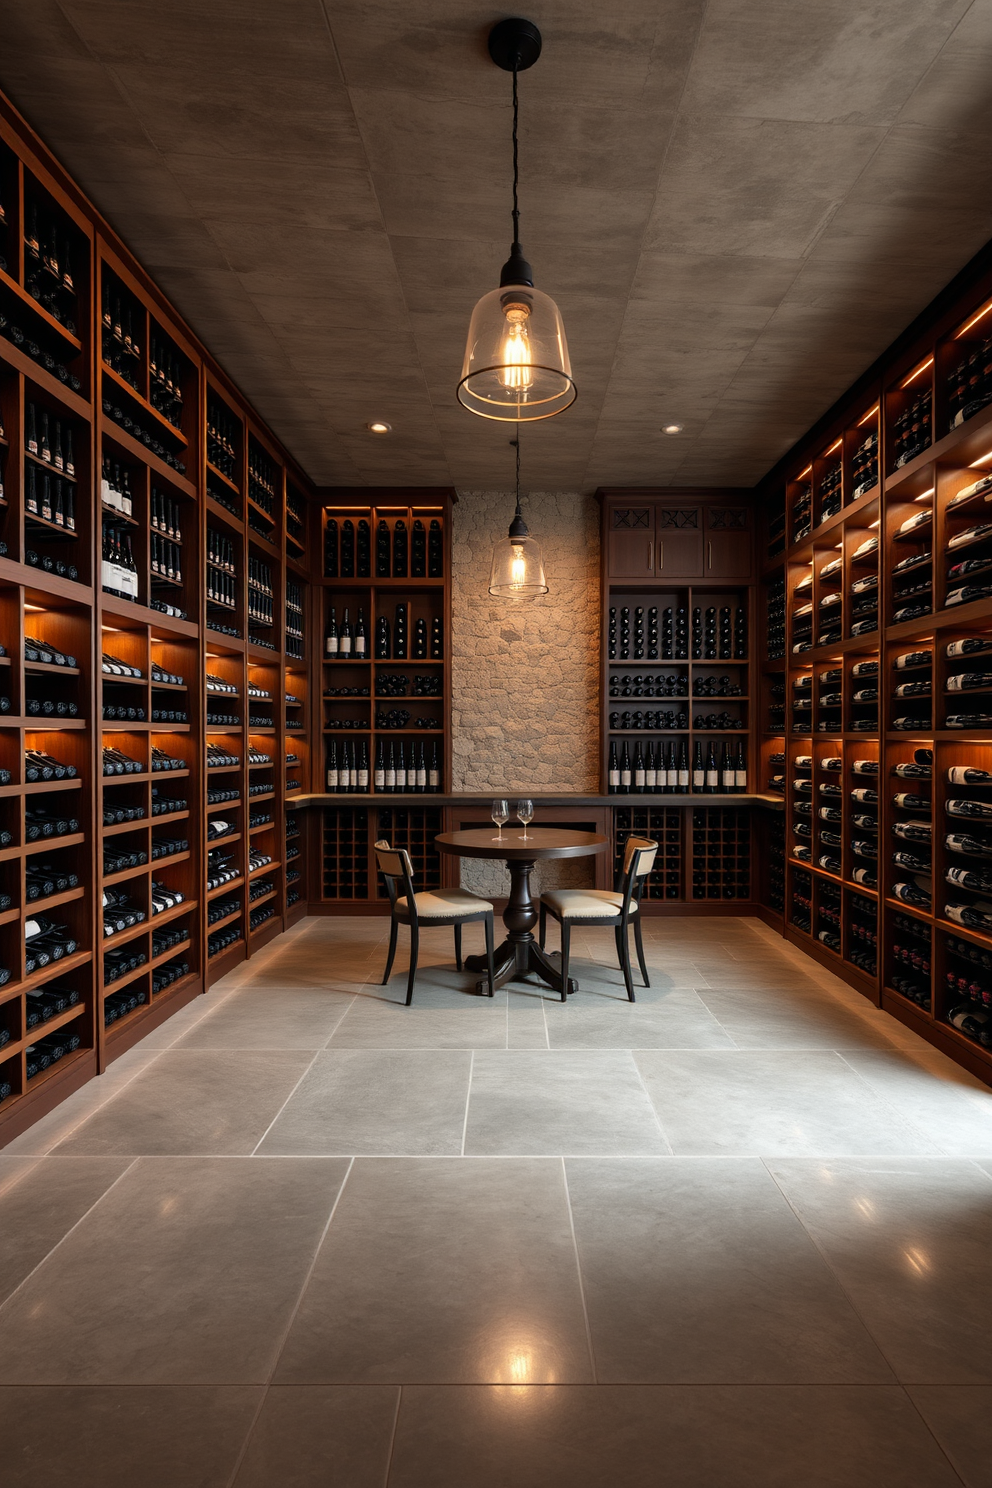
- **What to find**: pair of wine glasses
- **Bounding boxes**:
[491,799,534,841]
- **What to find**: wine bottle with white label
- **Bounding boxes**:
[947,766,992,786]
[947,638,992,659]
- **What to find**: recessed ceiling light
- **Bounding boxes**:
[662,423,683,435]
[367,421,391,434]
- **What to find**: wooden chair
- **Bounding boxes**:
[374,840,496,1004]
[538,836,657,1002]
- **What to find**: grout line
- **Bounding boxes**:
[902,1383,971,1488]
[225,1154,357,1488]
[759,1156,902,1384]
[560,1156,598,1385]
[628,1051,675,1155]
[382,1384,403,1488]
[0,1157,139,1314]
[249,1048,324,1156]
[460,1051,474,1157]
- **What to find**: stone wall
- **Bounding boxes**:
[450,489,600,791]
[450,489,600,895]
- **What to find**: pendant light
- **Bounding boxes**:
[489,432,548,600]
[457,18,576,422]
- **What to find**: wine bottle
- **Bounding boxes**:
[665,740,677,793]
[395,742,407,791]
[706,742,719,794]
[325,608,339,658]
[411,518,426,578]
[947,638,992,659]
[326,740,339,792]
[365,516,387,582]
[340,519,355,578]
[429,741,441,792]
[608,741,620,793]
[340,608,352,657]
[893,761,931,778]
[374,739,385,791]
[946,900,992,932]
[393,519,408,578]
[428,518,443,577]
[721,742,734,792]
[354,608,367,658]
[947,798,992,820]
[415,742,427,792]
[946,832,992,859]
[692,740,704,792]
[385,743,396,792]
[644,742,657,792]
[678,739,690,792]
[633,743,645,793]
[620,743,632,793]
[947,766,992,786]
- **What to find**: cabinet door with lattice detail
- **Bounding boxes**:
[704,506,752,580]
[607,505,655,578]
[654,507,703,577]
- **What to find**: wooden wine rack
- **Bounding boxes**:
[0,93,313,1143]
[757,241,992,1086]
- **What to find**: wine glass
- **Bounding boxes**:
[491,799,509,841]
[516,799,534,839]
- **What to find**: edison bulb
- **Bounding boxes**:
[500,302,533,391]
[510,544,527,587]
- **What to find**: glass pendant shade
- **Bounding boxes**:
[489,532,548,600]
[458,283,576,422]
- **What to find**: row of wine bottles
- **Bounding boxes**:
[607,605,747,662]
[324,516,444,579]
[608,739,747,793]
[324,605,444,662]
[325,738,443,792]
[25,463,76,529]
[26,402,76,474]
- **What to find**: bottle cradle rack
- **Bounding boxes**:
[756,251,992,1084]
[0,97,314,1144]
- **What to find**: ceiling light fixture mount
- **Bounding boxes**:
[457,17,576,423]
[488,431,548,600]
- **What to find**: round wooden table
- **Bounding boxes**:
[435,827,609,996]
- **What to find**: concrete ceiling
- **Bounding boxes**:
[4,1,992,492]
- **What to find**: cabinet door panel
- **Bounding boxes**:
[607,507,654,578]
[704,508,751,579]
[655,508,703,577]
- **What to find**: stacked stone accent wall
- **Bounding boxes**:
[450,489,600,895]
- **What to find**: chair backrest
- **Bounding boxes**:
[374,840,417,913]
[617,836,658,911]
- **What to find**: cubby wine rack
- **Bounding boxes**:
[0,94,313,1143]
[756,243,992,1084]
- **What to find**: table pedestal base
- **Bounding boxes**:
[465,937,577,997]
[462,855,577,996]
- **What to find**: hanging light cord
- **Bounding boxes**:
[515,427,521,514]
[511,64,520,248]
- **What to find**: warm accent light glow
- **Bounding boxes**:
[662,423,684,435]
[367,422,391,434]
[824,438,842,455]
[956,300,992,337]
[857,404,879,426]
[901,357,934,388]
